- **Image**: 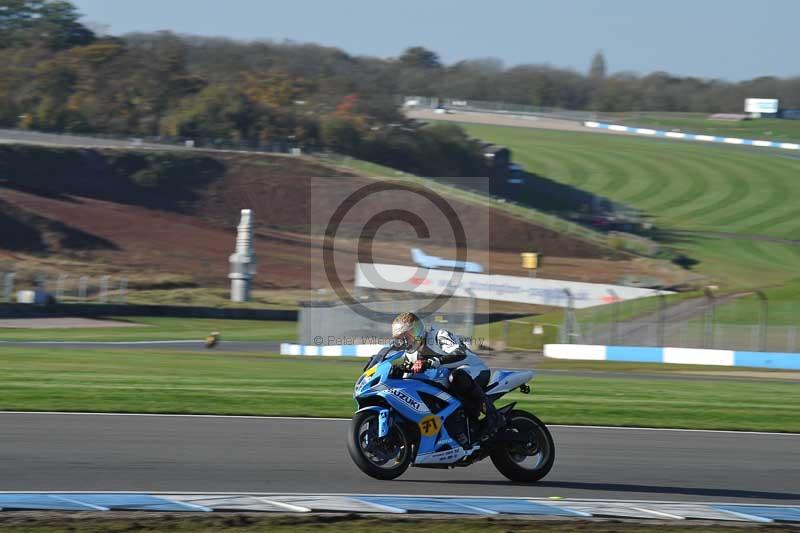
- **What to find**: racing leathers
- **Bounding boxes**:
[406,326,500,441]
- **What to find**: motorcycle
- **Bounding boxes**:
[347,349,555,481]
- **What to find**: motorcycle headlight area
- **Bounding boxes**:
[355,375,381,395]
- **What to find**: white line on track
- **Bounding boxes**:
[0,411,797,436]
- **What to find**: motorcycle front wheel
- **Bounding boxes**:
[490,410,555,482]
[347,410,413,480]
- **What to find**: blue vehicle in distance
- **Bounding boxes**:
[410,248,484,273]
[347,349,554,481]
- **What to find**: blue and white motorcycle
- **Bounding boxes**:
[347,349,554,482]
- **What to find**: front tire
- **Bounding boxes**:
[347,410,413,480]
[491,410,555,482]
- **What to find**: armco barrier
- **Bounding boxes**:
[584,121,800,151]
[280,343,384,357]
[544,344,800,370]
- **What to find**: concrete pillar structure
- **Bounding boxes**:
[229,209,257,302]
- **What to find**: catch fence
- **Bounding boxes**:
[1,271,127,304]
[298,290,476,347]
[495,290,800,353]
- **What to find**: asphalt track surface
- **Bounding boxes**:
[2,413,798,505]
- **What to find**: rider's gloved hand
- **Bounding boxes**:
[411,359,427,373]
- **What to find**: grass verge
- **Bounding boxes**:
[0,514,794,533]
[0,347,797,432]
[455,122,800,289]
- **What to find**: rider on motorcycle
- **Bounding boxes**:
[391,312,500,443]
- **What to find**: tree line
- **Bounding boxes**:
[0,1,488,175]
[403,50,800,113]
[1,1,798,176]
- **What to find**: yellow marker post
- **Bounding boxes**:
[520,252,539,278]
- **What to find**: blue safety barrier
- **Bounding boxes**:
[280,343,384,357]
[545,344,800,370]
[584,121,800,151]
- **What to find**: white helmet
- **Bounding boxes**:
[391,312,425,353]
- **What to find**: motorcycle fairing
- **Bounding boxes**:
[486,370,534,395]
[354,351,534,466]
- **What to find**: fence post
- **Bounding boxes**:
[118,277,127,304]
[78,276,88,301]
[755,290,768,352]
[34,273,47,294]
[657,291,666,347]
[590,304,600,344]
[703,286,716,349]
[3,272,14,302]
[501,320,510,349]
[100,275,111,303]
[464,289,476,339]
[608,289,619,345]
[56,274,68,303]
[562,289,576,344]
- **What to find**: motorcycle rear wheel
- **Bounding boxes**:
[347,410,412,480]
[490,410,555,482]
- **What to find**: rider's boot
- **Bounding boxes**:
[452,409,472,450]
[479,398,501,441]
[464,379,502,441]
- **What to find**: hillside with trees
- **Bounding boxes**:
[2,1,798,175]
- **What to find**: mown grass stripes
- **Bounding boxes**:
[0,347,797,432]
[457,123,800,288]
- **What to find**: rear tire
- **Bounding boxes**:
[347,410,412,480]
[490,410,554,482]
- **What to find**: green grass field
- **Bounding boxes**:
[457,123,800,289]
[617,115,800,143]
[0,317,296,342]
[0,514,760,533]
[1,347,797,432]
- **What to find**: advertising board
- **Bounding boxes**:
[354,263,669,309]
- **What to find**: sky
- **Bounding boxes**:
[71,0,799,81]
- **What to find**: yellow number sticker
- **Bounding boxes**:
[419,415,442,437]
